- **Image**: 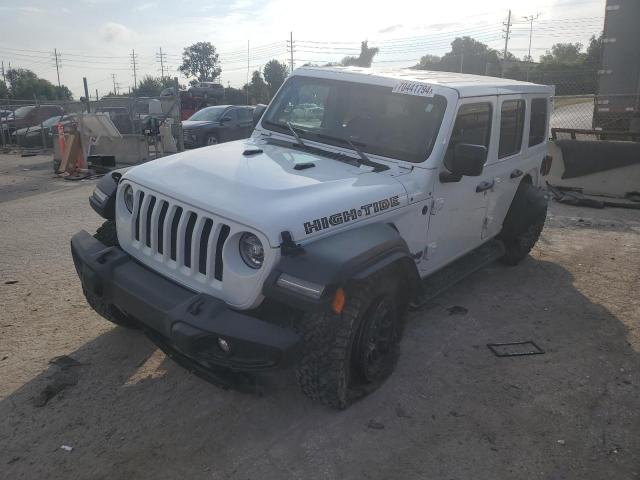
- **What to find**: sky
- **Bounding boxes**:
[0,0,606,98]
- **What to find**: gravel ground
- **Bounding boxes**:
[1,153,639,479]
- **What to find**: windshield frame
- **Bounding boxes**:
[261,76,448,164]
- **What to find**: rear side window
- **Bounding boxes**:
[444,103,492,170]
[498,100,525,159]
[529,98,548,146]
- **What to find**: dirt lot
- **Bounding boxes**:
[1,153,639,480]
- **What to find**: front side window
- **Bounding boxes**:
[529,98,548,146]
[262,76,447,163]
[444,103,492,170]
[498,100,526,159]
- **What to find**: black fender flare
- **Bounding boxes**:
[262,223,421,312]
[89,167,132,220]
[499,180,549,241]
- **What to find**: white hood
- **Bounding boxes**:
[124,139,408,247]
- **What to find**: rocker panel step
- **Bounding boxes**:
[411,239,506,310]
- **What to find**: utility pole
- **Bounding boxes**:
[246,40,250,105]
[460,53,464,73]
[130,49,138,89]
[502,9,512,77]
[156,47,167,79]
[523,13,541,81]
[111,73,120,95]
[83,77,91,113]
[53,49,61,87]
[287,32,295,73]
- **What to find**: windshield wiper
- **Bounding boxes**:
[286,121,306,147]
[316,133,389,172]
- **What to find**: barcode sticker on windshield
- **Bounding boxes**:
[392,81,434,97]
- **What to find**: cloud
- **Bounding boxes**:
[379,24,403,34]
[19,6,44,14]
[99,22,136,42]
[134,2,156,12]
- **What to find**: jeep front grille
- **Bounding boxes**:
[130,190,230,282]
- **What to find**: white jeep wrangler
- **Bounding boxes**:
[71,67,553,408]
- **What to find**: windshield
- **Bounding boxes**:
[262,76,447,163]
[42,116,66,127]
[13,106,35,119]
[188,107,226,122]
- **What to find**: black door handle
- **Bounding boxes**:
[476,180,494,193]
[510,169,523,179]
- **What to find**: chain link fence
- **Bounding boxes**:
[551,93,640,139]
[0,95,183,154]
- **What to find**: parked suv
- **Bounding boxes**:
[71,67,553,408]
[2,105,64,140]
[187,82,225,100]
[182,105,254,148]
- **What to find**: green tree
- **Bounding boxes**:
[341,41,379,67]
[133,75,177,97]
[247,71,269,104]
[584,33,603,70]
[263,59,289,98]
[224,86,248,105]
[540,43,584,65]
[5,68,73,100]
[178,42,222,83]
[441,36,501,74]
[413,54,441,70]
[0,80,8,98]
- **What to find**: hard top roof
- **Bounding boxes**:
[293,66,554,97]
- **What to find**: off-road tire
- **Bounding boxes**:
[84,220,137,328]
[499,182,548,266]
[295,267,408,409]
[94,220,119,247]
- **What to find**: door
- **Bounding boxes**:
[424,98,496,273]
[483,96,528,238]
[238,108,254,138]
[220,108,238,141]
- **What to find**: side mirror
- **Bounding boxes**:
[253,104,267,127]
[451,143,487,177]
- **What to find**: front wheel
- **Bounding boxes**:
[295,267,407,409]
[205,134,218,146]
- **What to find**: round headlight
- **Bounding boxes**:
[239,233,264,269]
[123,184,134,213]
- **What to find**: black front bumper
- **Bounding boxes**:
[70,231,301,373]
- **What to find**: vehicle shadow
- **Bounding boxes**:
[1,256,639,480]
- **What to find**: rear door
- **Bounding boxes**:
[483,96,528,238]
[238,108,253,138]
[424,97,497,273]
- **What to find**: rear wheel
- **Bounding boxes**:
[499,182,548,266]
[296,267,408,409]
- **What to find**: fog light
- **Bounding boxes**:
[218,338,231,354]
